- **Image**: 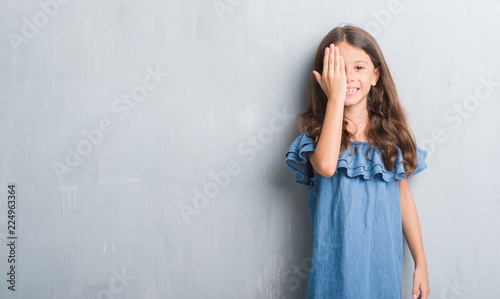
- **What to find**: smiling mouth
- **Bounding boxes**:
[346,88,359,96]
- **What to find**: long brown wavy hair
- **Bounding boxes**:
[299,24,418,175]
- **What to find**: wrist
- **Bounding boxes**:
[415,260,428,270]
[327,94,346,104]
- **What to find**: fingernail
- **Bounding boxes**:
[413,294,418,299]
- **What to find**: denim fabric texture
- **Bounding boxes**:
[285,131,428,298]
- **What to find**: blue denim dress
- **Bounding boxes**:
[285,131,428,298]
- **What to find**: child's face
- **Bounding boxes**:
[336,41,380,109]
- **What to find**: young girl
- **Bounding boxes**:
[285,25,430,299]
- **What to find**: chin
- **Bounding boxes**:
[344,95,368,108]
[344,98,361,107]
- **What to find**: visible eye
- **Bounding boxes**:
[355,66,364,70]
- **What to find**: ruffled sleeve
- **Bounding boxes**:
[284,131,316,186]
[409,146,428,177]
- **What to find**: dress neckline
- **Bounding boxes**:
[350,140,372,144]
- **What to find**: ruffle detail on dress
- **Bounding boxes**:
[285,131,316,185]
[336,142,428,182]
[285,131,428,184]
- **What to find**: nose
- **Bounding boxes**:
[345,69,354,82]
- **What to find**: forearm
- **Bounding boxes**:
[310,98,344,176]
[401,196,427,269]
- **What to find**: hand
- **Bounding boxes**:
[412,266,430,299]
[312,44,347,103]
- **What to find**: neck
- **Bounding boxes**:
[344,100,370,141]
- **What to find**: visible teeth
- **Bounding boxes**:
[347,88,358,93]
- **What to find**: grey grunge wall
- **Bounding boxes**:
[1,0,499,298]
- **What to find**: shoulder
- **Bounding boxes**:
[410,146,429,176]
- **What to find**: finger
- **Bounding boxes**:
[340,56,345,77]
[312,70,322,85]
[329,44,335,76]
[335,46,340,73]
[323,46,330,77]
[412,284,420,299]
[341,57,347,84]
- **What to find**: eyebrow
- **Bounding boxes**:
[355,60,369,64]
